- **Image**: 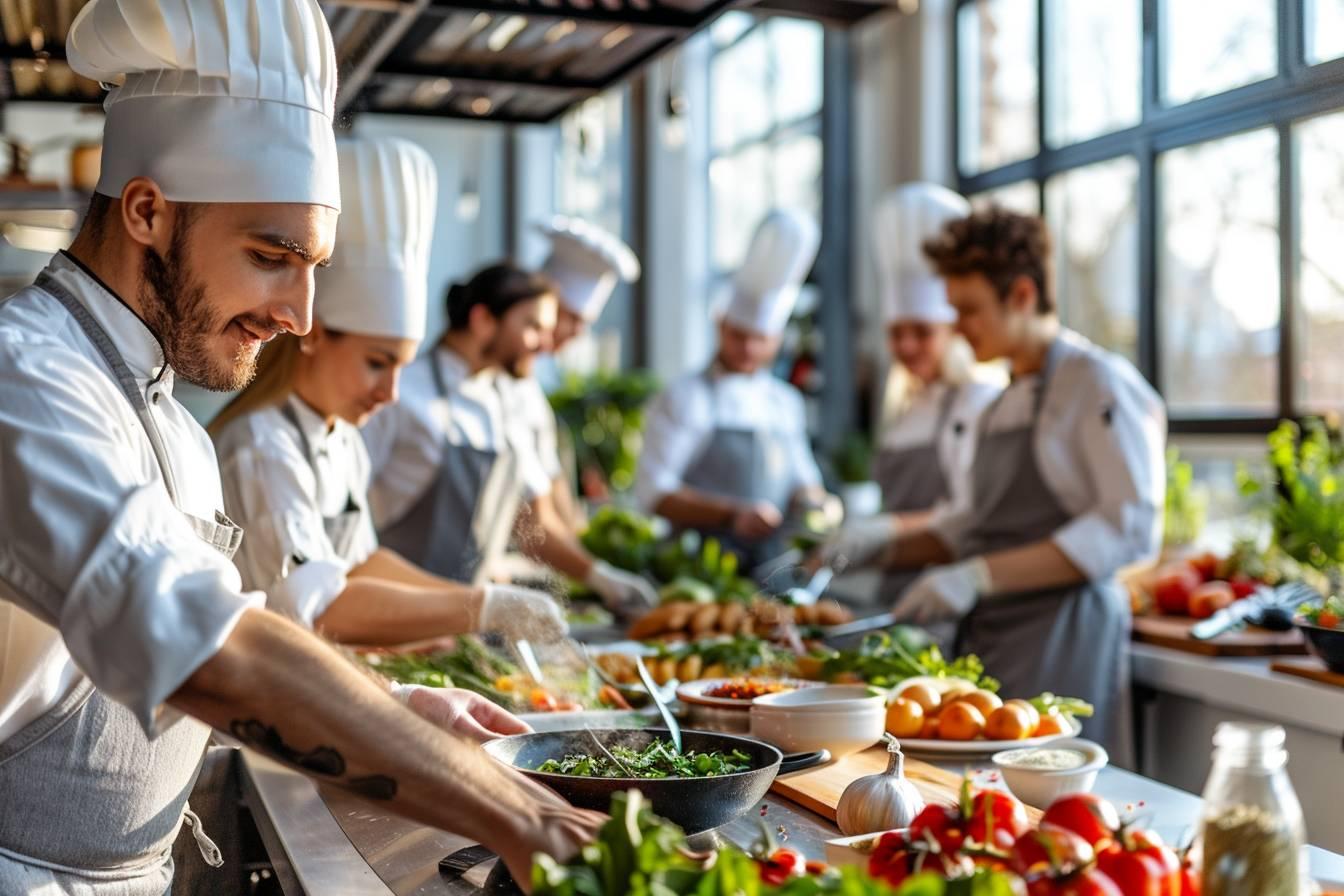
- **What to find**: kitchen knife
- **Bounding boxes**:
[1189,595,1264,640]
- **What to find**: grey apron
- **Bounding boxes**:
[0,272,245,895]
[681,374,801,570]
[871,386,961,613]
[953,340,1133,764]
[280,400,366,562]
[377,354,521,585]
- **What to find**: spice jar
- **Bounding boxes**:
[1195,722,1307,896]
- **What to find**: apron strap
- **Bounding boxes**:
[36,271,182,506]
[181,805,223,868]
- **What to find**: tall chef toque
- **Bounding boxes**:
[872,183,970,325]
[536,217,641,323]
[67,0,341,210]
[316,137,437,342]
[719,209,821,337]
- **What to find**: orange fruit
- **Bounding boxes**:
[939,702,987,741]
[885,697,925,739]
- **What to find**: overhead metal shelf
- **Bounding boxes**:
[0,0,902,124]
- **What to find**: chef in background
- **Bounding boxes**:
[0,1,601,891]
[363,262,658,616]
[212,137,567,649]
[635,209,840,569]
[820,184,1001,617]
[874,206,1165,759]
[504,217,642,524]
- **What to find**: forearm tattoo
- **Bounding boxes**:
[230,719,397,800]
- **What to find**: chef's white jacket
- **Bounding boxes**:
[362,346,551,532]
[931,329,1167,582]
[214,395,378,626]
[499,374,565,486]
[0,253,261,742]
[877,378,1001,524]
[634,367,823,513]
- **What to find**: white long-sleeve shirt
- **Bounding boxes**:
[0,253,261,742]
[362,345,551,532]
[214,395,378,626]
[634,367,823,513]
[931,329,1167,581]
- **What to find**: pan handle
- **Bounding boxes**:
[440,844,497,880]
[778,750,830,774]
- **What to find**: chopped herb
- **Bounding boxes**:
[535,740,753,779]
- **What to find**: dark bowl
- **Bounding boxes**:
[1296,620,1344,674]
[481,727,782,833]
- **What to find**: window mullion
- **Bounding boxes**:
[1277,119,1295,419]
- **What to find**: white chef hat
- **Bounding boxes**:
[872,183,970,325]
[536,216,641,323]
[719,209,821,337]
[315,137,437,342]
[67,0,340,209]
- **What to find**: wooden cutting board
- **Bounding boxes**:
[1270,658,1344,689]
[1131,614,1306,657]
[770,747,1043,823]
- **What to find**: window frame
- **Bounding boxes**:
[953,0,1344,433]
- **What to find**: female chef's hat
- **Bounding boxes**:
[67,0,339,209]
[536,217,641,323]
[315,137,437,342]
[872,183,970,325]
[719,209,821,337]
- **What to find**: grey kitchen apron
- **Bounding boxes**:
[280,400,366,562]
[681,374,802,571]
[953,340,1133,765]
[377,353,522,585]
[871,386,961,615]
[0,272,245,895]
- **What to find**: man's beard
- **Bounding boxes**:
[484,334,531,378]
[139,221,259,392]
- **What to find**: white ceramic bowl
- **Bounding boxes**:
[749,703,886,758]
[990,738,1108,809]
[751,685,884,714]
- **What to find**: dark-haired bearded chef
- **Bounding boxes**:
[0,1,601,892]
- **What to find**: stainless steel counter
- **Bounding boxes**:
[240,744,1344,896]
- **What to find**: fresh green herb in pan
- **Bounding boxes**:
[535,740,753,779]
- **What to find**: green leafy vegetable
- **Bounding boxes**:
[535,740,753,779]
[1164,448,1207,548]
[548,370,660,494]
[581,505,659,574]
[818,631,998,692]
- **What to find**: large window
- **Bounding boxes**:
[956,0,1344,432]
[707,13,825,273]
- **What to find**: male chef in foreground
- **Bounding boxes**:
[0,1,600,893]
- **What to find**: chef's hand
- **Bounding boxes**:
[731,501,783,541]
[392,684,533,743]
[796,491,846,530]
[497,800,608,893]
[817,514,901,570]
[480,584,569,643]
[892,558,993,624]
[584,561,658,615]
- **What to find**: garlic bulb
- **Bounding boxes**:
[835,735,925,836]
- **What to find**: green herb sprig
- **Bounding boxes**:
[536,740,752,779]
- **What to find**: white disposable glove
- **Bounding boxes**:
[584,560,658,615]
[390,684,533,743]
[479,583,569,643]
[891,558,993,624]
[799,492,846,530]
[819,514,901,569]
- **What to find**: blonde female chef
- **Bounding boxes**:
[821,184,1001,608]
[877,207,1166,761]
[211,137,566,646]
[634,209,840,569]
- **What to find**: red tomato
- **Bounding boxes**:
[909,802,966,855]
[758,848,805,885]
[1097,847,1165,896]
[1126,830,1181,896]
[1179,865,1200,896]
[1153,564,1201,615]
[1041,794,1121,848]
[1010,825,1095,878]
[968,790,1030,850]
[1056,869,1125,896]
[1187,553,1219,582]
[1189,582,1235,620]
[1319,610,1343,630]
[1228,574,1258,600]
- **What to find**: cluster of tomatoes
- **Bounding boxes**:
[867,789,1200,896]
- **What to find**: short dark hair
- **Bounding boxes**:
[445,262,555,330]
[921,205,1055,314]
[79,191,206,242]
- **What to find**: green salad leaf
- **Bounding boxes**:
[536,740,752,779]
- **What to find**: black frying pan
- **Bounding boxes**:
[482,728,799,834]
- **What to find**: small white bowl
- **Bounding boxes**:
[750,701,886,758]
[990,738,1108,808]
[751,685,884,713]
